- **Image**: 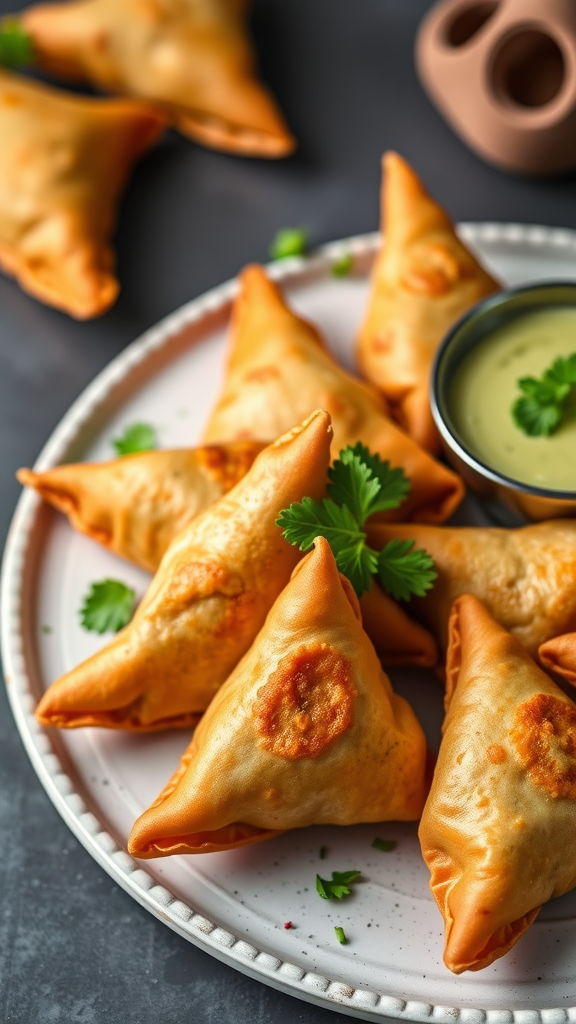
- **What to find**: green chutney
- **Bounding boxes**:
[450,306,576,492]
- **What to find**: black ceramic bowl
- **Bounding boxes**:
[430,281,576,520]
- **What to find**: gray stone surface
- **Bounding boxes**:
[0,1,574,1021]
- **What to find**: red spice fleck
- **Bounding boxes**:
[283,921,293,930]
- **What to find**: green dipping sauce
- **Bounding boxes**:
[450,306,576,492]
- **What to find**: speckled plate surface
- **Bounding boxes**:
[3,226,576,1023]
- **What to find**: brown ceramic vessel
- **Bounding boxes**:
[416,0,576,175]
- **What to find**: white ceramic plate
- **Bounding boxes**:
[4,225,576,1024]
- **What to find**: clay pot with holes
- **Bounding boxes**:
[416,0,576,175]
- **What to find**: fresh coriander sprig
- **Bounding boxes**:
[80,579,136,634]
[0,19,33,67]
[277,444,436,599]
[316,870,361,900]
[112,422,157,456]
[512,353,576,437]
[269,226,308,261]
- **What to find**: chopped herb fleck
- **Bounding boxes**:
[331,252,353,277]
[0,19,33,67]
[316,870,361,900]
[112,422,156,457]
[334,926,347,944]
[269,226,308,261]
[41,625,52,635]
[319,846,328,860]
[372,838,397,852]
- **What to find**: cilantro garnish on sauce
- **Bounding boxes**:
[512,353,576,437]
[277,443,436,599]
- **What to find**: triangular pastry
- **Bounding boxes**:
[420,594,576,973]
[0,68,164,318]
[357,152,499,452]
[35,411,332,730]
[367,520,576,657]
[21,0,295,157]
[359,583,438,668]
[128,536,429,857]
[539,633,576,685]
[203,264,464,524]
[18,441,265,572]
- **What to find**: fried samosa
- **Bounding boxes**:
[357,152,500,453]
[35,410,332,731]
[420,594,576,973]
[0,68,164,318]
[18,441,265,573]
[367,520,576,658]
[20,0,295,158]
[128,536,429,857]
[359,583,438,668]
[539,633,576,685]
[203,264,464,524]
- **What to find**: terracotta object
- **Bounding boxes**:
[416,0,576,175]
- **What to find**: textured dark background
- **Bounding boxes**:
[1,1,575,1021]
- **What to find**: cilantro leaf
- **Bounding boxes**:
[331,253,353,277]
[276,497,363,554]
[377,539,437,601]
[277,498,376,595]
[0,19,33,67]
[80,579,136,634]
[512,395,562,438]
[278,445,435,599]
[269,227,308,261]
[316,870,361,900]
[327,449,381,523]
[112,422,156,456]
[512,353,576,437]
[345,442,411,514]
[334,540,377,597]
[334,926,347,944]
[372,838,397,852]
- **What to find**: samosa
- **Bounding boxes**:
[19,0,295,157]
[203,263,464,524]
[18,441,265,572]
[420,595,576,973]
[357,152,500,452]
[0,67,164,318]
[539,633,576,685]
[367,520,576,658]
[35,411,332,731]
[128,537,429,858]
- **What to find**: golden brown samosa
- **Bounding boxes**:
[539,633,576,685]
[128,536,429,858]
[357,152,500,453]
[203,264,464,524]
[20,0,295,158]
[35,411,332,731]
[420,594,576,974]
[0,68,164,318]
[18,441,265,572]
[367,520,576,657]
[359,583,438,668]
